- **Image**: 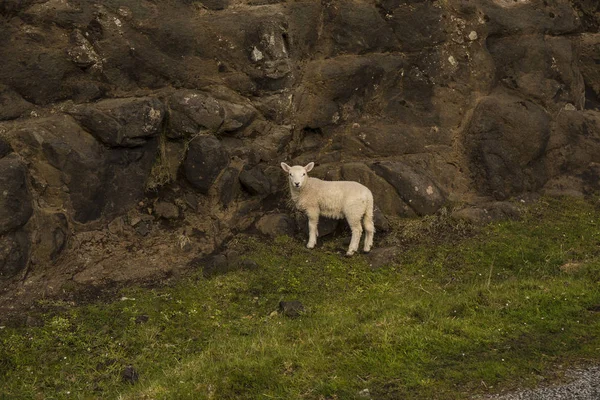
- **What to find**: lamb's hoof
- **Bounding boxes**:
[306,243,315,249]
[345,251,355,257]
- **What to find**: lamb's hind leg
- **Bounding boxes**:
[346,216,363,256]
[363,213,375,253]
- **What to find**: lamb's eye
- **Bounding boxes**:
[289,173,292,176]
[302,173,306,176]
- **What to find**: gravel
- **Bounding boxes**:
[477,366,600,400]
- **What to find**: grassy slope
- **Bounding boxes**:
[1,197,599,399]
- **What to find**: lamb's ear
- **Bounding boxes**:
[304,162,315,172]
[281,162,291,172]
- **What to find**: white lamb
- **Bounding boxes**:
[281,162,375,256]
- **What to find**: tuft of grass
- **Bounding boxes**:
[1,197,599,399]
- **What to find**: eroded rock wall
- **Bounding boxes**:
[0,0,598,287]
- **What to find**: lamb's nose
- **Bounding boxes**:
[294,182,300,187]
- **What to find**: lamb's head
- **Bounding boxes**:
[281,162,314,190]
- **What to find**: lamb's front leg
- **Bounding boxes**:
[306,211,319,249]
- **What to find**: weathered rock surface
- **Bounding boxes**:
[0,0,598,307]
[69,97,165,147]
[0,156,33,234]
[371,161,447,216]
[465,93,551,199]
[256,213,296,238]
[0,230,30,279]
[183,135,229,194]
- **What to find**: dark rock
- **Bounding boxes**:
[168,91,225,138]
[25,315,44,327]
[373,208,389,233]
[545,110,600,179]
[256,214,296,237]
[0,156,33,234]
[250,125,293,162]
[366,246,400,270]
[0,85,34,121]
[0,137,13,159]
[0,230,30,279]
[324,1,399,55]
[200,0,230,10]
[122,365,139,385]
[154,201,180,220]
[378,0,446,52]
[69,97,166,148]
[452,202,521,225]
[240,258,259,270]
[168,89,257,138]
[0,24,81,105]
[489,35,584,108]
[371,161,446,216]
[465,93,550,199]
[134,219,152,236]
[297,214,339,238]
[219,100,257,133]
[103,143,160,220]
[16,117,106,223]
[200,254,229,278]
[240,166,271,195]
[279,300,305,318]
[477,0,580,36]
[134,315,149,324]
[218,167,241,208]
[295,56,388,129]
[248,0,283,4]
[579,34,600,110]
[184,135,229,194]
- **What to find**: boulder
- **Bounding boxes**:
[452,202,521,225]
[240,166,271,195]
[168,90,257,138]
[0,85,34,121]
[184,135,229,194]
[0,23,81,105]
[69,97,166,147]
[256,213,296,237]
[14,116,157,223]
[278,300,305,318]
[371,161,446,216]
[168,91,225,138]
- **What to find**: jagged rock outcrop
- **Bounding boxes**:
[0,0,598,298]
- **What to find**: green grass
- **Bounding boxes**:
[1,197,599,399]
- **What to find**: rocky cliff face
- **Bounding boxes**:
[0,0,599,293]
